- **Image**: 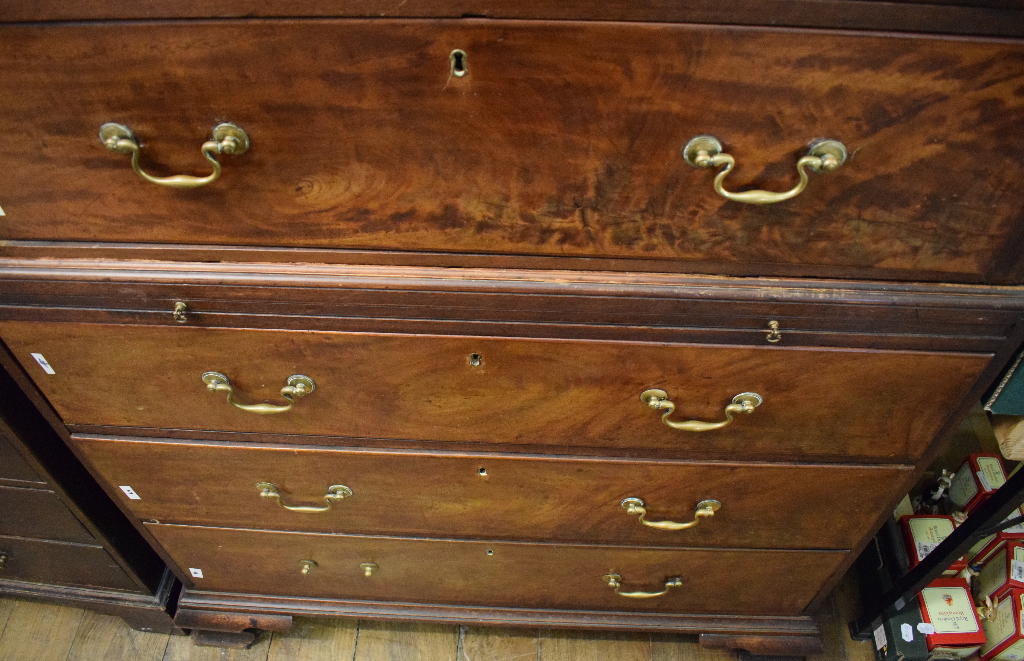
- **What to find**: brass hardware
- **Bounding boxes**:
[602,573,682,599]
[478,467,487,476]
[173,301,188,324]
[765,320,782,343]
[641,389,762,432]
[450,49,468,77]
[683,135,846,205]
[0,553,7,569]
[202,372,315,414]
[621,497,722,531]
[299,560,318,575]
[99,122,250,189]
[469,353,483,367]
[360,562,378,577]
[256,482,352,512]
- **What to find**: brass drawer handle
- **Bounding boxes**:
[202,372,315,415]
[621,497,721,531]
[99,122,250,188]
[602,573,682,599]
[683,135,846,205]
[0,552,8,569]
[257,482,352,512]
[641,389,762,432]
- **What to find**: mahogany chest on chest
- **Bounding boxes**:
[1,1,1022,654]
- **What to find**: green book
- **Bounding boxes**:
[987,351,1024,415]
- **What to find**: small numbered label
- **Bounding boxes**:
[0,204,6,216]
[119,486,141,500]
[31,353,55,375]
[190,568,204,578]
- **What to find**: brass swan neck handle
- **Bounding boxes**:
[621,497,721,531]
[641,389,762,432]
[100,122,249,188]
[684,135,846,205]
[257,482,352,512]
[602,574,683,599]
[202,371,315,414]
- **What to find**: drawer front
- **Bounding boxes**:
[1,322,988,461]
[1,22,1022,282]
[148,523,844,615]
[0,485,94,543]
[0,435,43,484]
[74,436,911,550]
[0,534,137,591]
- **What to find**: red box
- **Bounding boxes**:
[949,453,1007,514]
[982,589,1024,660]
[900,514,968,576]
[976,540,1024,603]
[918,578,986,657]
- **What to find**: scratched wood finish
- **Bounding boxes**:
[73,435,910,550]
[146,523,845,615]
[0,322,990,462]
[1,22,1023,282]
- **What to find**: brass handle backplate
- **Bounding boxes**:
[641,389,762,432]
[99,122,249,188]
[203,372,315,414]
[257,482,352,512]
[621,497,721,531]
[602,573,682,599]
[683,135,846,205]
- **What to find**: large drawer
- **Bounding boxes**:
[147,523,844,615]
[73,436,911,550]
[1,322,989,462]
[1,21,1022,283]
[0,485,95,544]
[0,534,137,591]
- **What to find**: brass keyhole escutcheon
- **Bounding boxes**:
[450,49,468,77]
[360,562,379,577]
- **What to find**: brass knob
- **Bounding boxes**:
[299,560,318,575]
[360,562,378,577]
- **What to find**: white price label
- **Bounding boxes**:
[917,542,940,559]
[118,486,141,500]
[0,204,6,216]
[1012,560,1024,582]
[917,623,937,635]
[189,568,204,578]
[30,353,55,375]
[874,624,887,651]
[901,622,915,642]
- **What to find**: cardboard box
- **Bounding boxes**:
[901,515,968,576]
[976,540,1024,603]
[949,453,1007,514]
[917,578,986,658]
[982,590,1024,660]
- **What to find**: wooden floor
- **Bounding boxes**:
[0,577,876,661]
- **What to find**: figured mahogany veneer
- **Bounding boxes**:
[0,322,989,463]
[71,435,911,550]
[146,523,845,615]
[1,21,1023,282]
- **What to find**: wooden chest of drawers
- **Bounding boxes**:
[0,1,1022,655]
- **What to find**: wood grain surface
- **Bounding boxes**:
[0,322,989,462]
[72,435,911,550]
[146,523,845,615]
[1,21,1022,282]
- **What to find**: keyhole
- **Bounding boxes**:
[486,549,494,556]
[450,49,468,77]
[478,467,487,476]
[469,353,482,367]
